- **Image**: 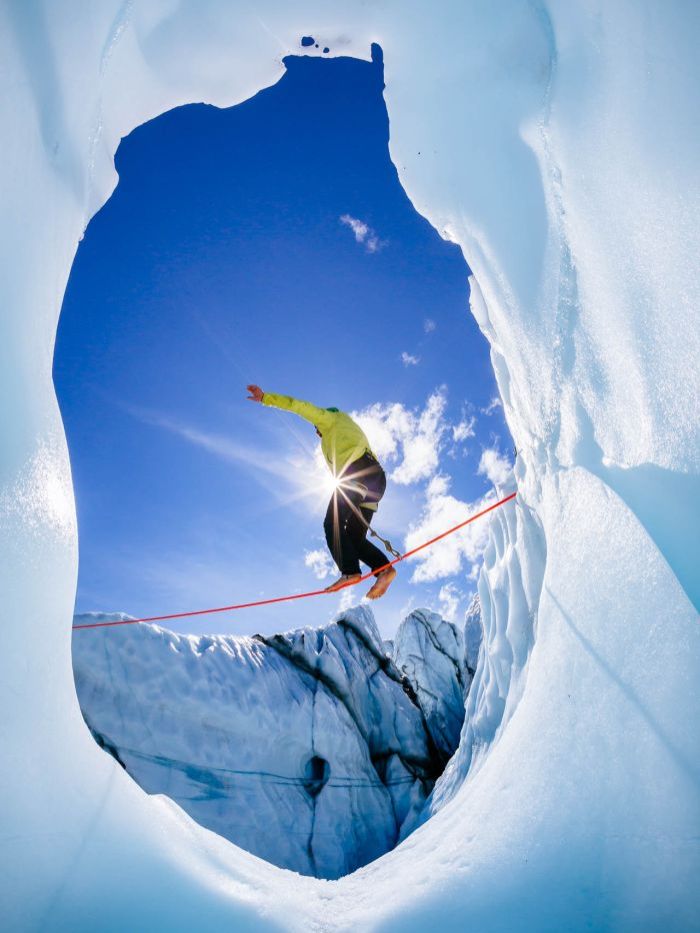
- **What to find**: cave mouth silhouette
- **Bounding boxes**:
[57,44,498,881]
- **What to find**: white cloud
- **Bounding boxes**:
[128,396,506,602]
[338,585,358,612]
[352,388,449,486]
[478,447,512,487]
[452,416,476,443]
[127,406,333,512]
[423,318,436,334]
[404,474,494,583]
[481,396,502,415]
[438,582,465,622]
[339,214,382,253]
[401,351,420,367]
[304,548,335,580]
[467,561,481,582]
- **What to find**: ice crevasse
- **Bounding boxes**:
[1,2,698,931]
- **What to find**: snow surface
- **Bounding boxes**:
[1,2,699,930]
[72,606,467,879]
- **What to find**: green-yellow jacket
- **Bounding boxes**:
[262,392,375,476]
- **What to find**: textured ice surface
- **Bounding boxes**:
[1,2,699,931]
[463,594,483,677]
[393,609,470,760]
[73,606,462,879]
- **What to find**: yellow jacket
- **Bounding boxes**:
[262,392,375,476]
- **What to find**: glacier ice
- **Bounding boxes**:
[1,1,699,931]
[72,606,468,879]
[463,593,483,677]
[392,608,470,760]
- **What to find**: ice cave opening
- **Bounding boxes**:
[55,44,513,880]
[4,5,698,930]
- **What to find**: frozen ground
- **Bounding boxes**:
[1,1,698,930]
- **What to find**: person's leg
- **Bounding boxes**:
[323,492,361,575]
[338,462,389,572]
[345,465,396,599]
[324,457,396,598]
[346,504,389,573]
[345,502,396,599]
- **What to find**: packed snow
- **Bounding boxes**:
[1,2,698,931]
[73,606,470,878]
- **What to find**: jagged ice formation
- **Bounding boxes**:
[72,606,469,879]
[1,2,698,931]
[392,608,470,760]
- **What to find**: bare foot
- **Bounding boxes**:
[324,574,361,593]
[366,566,397,600]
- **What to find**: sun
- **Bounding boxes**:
[322,474,342,496]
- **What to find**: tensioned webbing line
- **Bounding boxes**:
[72,491,516,631]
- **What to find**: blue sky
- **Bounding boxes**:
[55,46,512,639]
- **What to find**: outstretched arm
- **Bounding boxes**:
[246,385,335,431]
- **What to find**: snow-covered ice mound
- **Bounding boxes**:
[73,606,470,879]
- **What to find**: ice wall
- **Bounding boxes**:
[72,607,466,879]
[1,1,698,930]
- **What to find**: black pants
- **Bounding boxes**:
[323,454,388,576]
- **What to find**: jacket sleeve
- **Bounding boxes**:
[262,392,336,431]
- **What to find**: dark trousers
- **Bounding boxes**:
[323,454,388,576]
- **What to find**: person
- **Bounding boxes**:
[246,385,397,599]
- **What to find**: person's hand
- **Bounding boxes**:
[247,384,264,403]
